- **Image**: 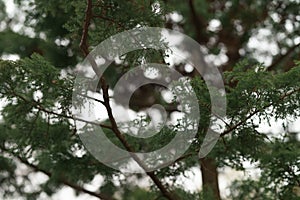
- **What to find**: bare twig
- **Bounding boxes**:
[78,93,105,105]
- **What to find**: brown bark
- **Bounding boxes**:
[185,1,222,195]
[200,158,221,200]
[79,1,178,199]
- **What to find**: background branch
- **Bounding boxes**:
[267,43,300,71]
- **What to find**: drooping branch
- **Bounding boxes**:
[9,90,112,130]
[0,147,114,200]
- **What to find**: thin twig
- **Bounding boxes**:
[93,15,124,28]
[78,93,105,105]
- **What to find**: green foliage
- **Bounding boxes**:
[0,30,77,68]
[0,0,300,199]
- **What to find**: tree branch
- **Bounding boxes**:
[100,82,178,200]
[0,147,114,200]
[187,0,209,44]
[220,87,300,137]
[79,0,93,57]
[10,90,112,130]
[79,1,178,199]
[79,0,102,77]
[93,15,124,29]
[267,43,300,71]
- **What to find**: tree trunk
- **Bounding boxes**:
[200,157,221,200]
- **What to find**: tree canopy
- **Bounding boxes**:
[0,0,299,199]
